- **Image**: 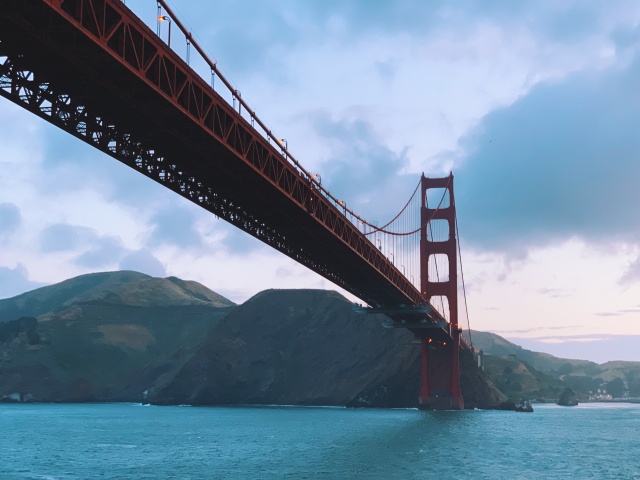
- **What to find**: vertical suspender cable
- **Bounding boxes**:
[455,212,472,349]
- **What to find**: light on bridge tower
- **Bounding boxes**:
[418,172,464,410]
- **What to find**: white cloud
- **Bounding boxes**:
[119,250,167,279]
[0,264,45,300]
[463,239,639,337]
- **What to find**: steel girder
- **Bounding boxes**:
[0,0,426,308]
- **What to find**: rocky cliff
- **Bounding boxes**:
[141,289,504,408]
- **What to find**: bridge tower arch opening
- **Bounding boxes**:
[418,173,464,410]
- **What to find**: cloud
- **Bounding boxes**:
[535,335,609,344]
[595,304,640,317]
[536,287,574,298]
[39,224,96,253]
[35,122,270,257]
[36,123,173,209]
[305,112,418,222]
[147,202,206,249]
[612,24,640,53]
[218,224,269,255]
[39,222,129,269]
[145,200,271,255]
[493,325,582,335]
[0,203,21,236]
[189,0,615,62]
[508,334,640,363]
[456,53,640,254]
[119,250,166,278]
[201,3,298,73]
[0,264,45,300]
[534,2,600,43]
[73,236,126,269]
[620,256,640,285]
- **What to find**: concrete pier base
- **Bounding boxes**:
[418,395,464,410]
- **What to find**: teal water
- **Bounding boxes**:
[1,402,639,479]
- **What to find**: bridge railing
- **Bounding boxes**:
[26,0,425,307]
[25,0,422,307]
[152,0,416,283]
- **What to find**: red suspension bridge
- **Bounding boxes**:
[0,0,473,410]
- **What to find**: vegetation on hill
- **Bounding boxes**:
[0,271,149,322]
[0,271,235,324]
[0,272,234,402]
[7,271,637,407]
[0,273,504,408]
[465,330,640,401]
[143,288,503,408]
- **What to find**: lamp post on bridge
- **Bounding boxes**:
[278,138,287,158]
[158,15,171,47]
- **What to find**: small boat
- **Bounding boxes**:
[515,400,533,412]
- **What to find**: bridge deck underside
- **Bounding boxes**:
[0,0,441,314]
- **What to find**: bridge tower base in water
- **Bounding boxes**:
[418,174,464,410]
[417,334,464,410]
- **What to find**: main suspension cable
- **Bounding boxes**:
[154,0,451,266]
[364,174,452,237]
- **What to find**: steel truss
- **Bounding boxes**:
[0,0,425,308]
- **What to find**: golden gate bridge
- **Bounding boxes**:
[0,0,475,410]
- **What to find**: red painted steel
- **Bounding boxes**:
[0,0,426,308]
[0,0,475,409]
[419,338,430,403]
[418,174,464,409]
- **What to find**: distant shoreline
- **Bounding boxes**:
[586,399,640,404]
[529,399,640,405]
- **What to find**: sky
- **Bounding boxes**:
[1,0,640,363]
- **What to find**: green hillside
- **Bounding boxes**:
[0,275,504,408]
[465,330,640,400]
[0,271,235,325]
[145,288,504,409]
[0,272,234,402]
[0,271,150,322]
[5,271,637,406]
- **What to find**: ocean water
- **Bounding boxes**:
[1,402,639,479]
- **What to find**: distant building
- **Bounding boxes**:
[589,392,613,401]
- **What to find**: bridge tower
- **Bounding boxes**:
[418,173,464,410]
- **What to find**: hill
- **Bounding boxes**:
[0,273,504,408]
[0,272,234,402]
[4,271,638,405]
[465,330,640,400]
[0,271,234,323]
[141,289,503,408]
[466,330,599,374]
